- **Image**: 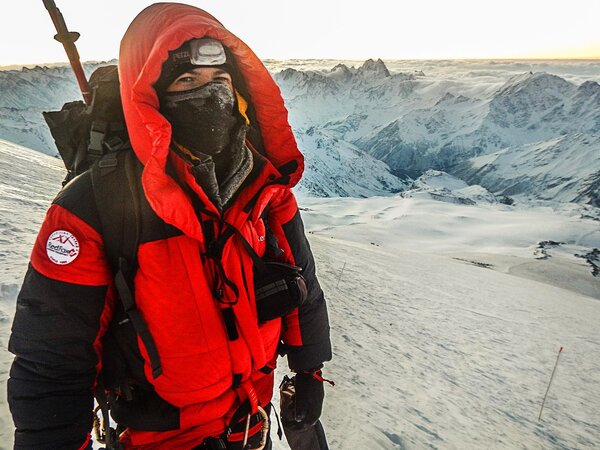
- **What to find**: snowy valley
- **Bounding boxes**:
[0,59,599,449]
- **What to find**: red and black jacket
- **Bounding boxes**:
[8,4,331,449]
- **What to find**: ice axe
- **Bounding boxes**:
[42,0,91,104]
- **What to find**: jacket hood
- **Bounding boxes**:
[118,3,302,239]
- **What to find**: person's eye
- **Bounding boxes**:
[215,76,230,83]
[175,75,195,83]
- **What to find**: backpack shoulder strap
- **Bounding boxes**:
[90,150,140,272]
[90,150,163,379]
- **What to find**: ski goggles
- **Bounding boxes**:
[171,38,227,67]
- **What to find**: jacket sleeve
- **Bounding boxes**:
[267,188,332,371]
[8,189,114,450]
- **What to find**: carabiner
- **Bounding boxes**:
[241,405,270,450]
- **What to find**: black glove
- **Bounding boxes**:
[282,370,325,429]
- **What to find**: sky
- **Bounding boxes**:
[1,0,600,67]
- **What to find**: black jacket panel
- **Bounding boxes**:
[281,210,332,371]
[54,171,102,234]
[8,266,109,449]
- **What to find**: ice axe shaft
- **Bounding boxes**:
[42,0,91,104]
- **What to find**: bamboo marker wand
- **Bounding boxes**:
[538,346,563,421]
[336,261,347,289]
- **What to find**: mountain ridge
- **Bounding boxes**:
[0,60,598,204]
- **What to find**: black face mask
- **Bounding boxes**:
[160,82,238,157]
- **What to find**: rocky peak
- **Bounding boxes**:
[357,58,390,78]
[436,92,456,105]
[277,67,303,82]
[330,63,352,74]
[497,72,572,97]
[328,63,354,81]
[577,80,600,96]
[435,92,471,106]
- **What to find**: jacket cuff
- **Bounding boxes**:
[286,341,332,372]
[14,429,90,450]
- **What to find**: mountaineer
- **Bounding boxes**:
[8,3,331,449]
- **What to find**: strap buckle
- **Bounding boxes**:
[88,120,108,158]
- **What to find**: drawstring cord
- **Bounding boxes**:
[301,369,336,387]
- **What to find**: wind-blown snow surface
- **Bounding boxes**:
[1,141,600,449]
[291,235,600,450]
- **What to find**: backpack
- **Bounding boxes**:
[43,65,131,185]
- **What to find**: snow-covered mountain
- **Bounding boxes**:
[324,69,600,172]
[275,59,425,147]
[401,169,498,205]
[0,61,403,198]
[0,62,114,156]
[294,126,407,197]
[1,60,599,203]
[454,133,600,206]
[1,139,599,449]
[272,62,600,204]
[276,63,600,175]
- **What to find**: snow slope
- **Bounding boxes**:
[1,141,600,449]
[295,235,600,449]
[0,140,65,446]
[293,127,408,197]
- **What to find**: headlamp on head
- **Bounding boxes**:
[156,38,231,92]
[172,38,227,67]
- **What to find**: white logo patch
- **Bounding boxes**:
[46,230,80,265]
